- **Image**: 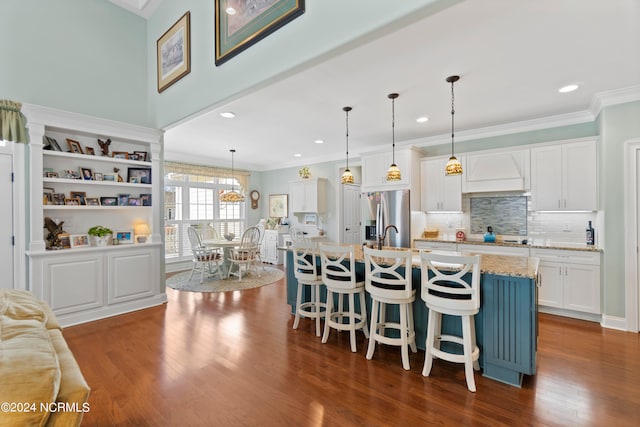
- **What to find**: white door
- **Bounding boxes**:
[342,184,361,244]
[0,153,13,288]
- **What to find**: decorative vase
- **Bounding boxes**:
[91,234,112,247]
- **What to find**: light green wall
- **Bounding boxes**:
[598,101,640,317]
[0,0,150,126]
[147,0,459,128]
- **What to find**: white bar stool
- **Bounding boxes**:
[292,243,326,337]
[363,247,417,370]
[420,251,481,392]
[319,244,369,352]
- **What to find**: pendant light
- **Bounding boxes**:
[341,106,354,184]
[386,93,401,181]
[445,75,463,176]
[220,149,245,203]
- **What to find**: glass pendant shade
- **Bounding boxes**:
[341,168,354,184]
[445,156,463,176]
[445,75,463,176]
[220,149,245,203]
[386,93,401,181]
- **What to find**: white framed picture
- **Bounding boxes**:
[115,229,134,244]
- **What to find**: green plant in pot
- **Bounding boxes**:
[88,225,113,247]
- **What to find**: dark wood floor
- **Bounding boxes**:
[63,267,640,426]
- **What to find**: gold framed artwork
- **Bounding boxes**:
[157,11,191,93]
[269,194,288,218]
[215,0,305,66]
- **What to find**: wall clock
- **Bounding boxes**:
[250,190,260,209]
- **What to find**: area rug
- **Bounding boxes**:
[166,267,284,293]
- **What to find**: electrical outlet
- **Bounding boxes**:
[563,223,571,232]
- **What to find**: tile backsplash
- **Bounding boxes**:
[424,194,598,245]
[470,196,527,235]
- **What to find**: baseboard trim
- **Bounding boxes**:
[600,315,628,331]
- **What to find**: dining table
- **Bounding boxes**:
[202,238,240,277]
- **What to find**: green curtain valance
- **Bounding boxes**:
[0,100,29,143]
[165,161,249,192]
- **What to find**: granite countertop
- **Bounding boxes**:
[414,237,601,252]
[284,244,539,280]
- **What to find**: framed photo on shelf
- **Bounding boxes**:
[140,193,152,206]
[66,138,84,154]
[70,191,87,205]
[269,194,288,218]
[64,197,81,206]
[99,196,117,206]
[52,193,66,205]
[127,167,151,184]
[85,147,95,155]
[93,172,103,181]
[128,153,140,161]
[304,214,317,226]
[45,136,62,151]
[215,0,304,66]
[43,187,54,204]
[112,151,129,159]
[85,197,100,206]
[133,151,148,161]
[129,176,140,184]
[115,230,134,244]
[103,174,116,182]
[70,234,90,248]
[157,11,190,93]
[128,197,141,206]
[64,170,80,180]
[45,171,59,178]
[58,233,71,249]
[80,167,93,180]
[118,194,130,206]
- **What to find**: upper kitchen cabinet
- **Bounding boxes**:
[531,138,597,211]
[290,178,327,213]
[361,147,421,207]
[461,148,530,193]
[420,157,462,212]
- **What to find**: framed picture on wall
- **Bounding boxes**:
[269,194,288,218]
[157,11,191,93]
[215,0,305,66]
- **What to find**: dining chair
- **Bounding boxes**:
[319,244,369,352]
[187,226,223,283]
[227,226,261,280]
[420,251,481,392]
[363,247,417,370]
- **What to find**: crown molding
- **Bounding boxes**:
[589,85,640,118]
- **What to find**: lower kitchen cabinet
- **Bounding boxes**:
[414,240,458,251]
[262,230,288,265]
[531,248,601,315]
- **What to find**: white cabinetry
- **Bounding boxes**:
[531,248,601,316]
[461,148,530,193]
[261,230,287,265]
[23,104,165,326]
[420,157,461,212]
[457,243,530,257]
[361,148,421,208]
[290,178,327,213]
[414,240,458,251]
[531,139,597,211]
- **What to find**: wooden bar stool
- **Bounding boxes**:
[319,244,369,352]
[292,242,326,337]
[420,251,481,392]
[363,247,417,370]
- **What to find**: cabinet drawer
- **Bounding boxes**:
[530,248,600,265]
[414,241,457,251]
[458,244,529,257]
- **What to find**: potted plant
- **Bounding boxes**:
[88,225,113,247]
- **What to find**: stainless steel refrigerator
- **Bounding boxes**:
[362,190,411,248]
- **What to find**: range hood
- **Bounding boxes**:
[461,149,530,193]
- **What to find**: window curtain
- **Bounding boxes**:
[0,100,29,143]
[165,161,249,192]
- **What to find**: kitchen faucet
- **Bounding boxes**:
[378,225,398,250]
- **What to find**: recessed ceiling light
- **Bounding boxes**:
[293,153,302,158]
[558,84,579,93]
[416,116,429,123]
[226,7,236,15]
[314,140,324,144]
[220,112,235,118]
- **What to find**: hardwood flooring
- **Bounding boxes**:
[63,267,640,426]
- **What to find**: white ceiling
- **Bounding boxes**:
[118,0,640,171]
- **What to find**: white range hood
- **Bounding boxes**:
[461,148,530,193]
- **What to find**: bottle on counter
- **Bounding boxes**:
[586,221,595,246]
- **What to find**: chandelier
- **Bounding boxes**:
[386,93,401,181]
[341,106,354,184]
[220,149,245,203]
[445,75,463,176]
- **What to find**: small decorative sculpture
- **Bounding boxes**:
[44,217,66,249]
[113,167,124,182]
[98,138,111,156]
